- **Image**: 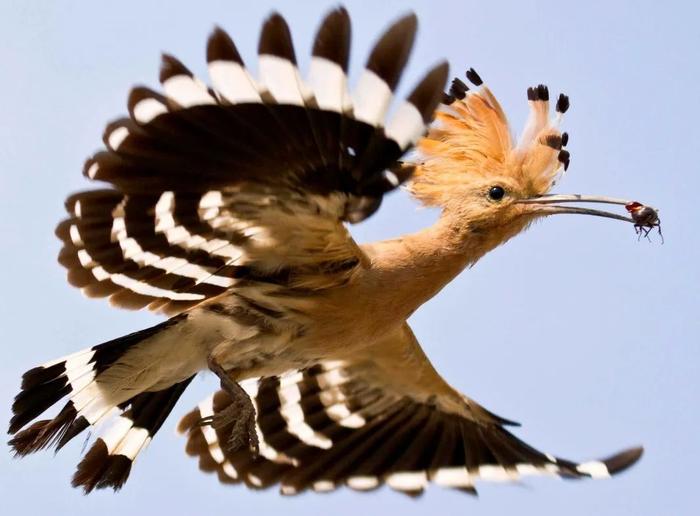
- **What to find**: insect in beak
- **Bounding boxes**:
[518,194,662,242]
[625,201,664,243]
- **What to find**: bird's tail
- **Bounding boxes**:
[8,314,196,492]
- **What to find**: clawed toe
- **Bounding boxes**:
[207,356,260,455]
[210,404,258,454]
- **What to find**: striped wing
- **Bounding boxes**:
[57,8,448,315]
[179,324,642,496]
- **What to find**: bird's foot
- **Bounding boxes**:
[206,356,259,455]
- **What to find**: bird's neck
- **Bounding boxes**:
[368,208,514,320]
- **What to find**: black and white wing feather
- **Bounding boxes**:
[179,324,643,496]
[58,8,448,314]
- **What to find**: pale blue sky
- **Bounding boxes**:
[1,1,697,515]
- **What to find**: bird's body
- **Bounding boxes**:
[9,6,647,496]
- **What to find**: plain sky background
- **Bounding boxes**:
[1,1,697,514]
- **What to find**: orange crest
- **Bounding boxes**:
[410,68,570,206]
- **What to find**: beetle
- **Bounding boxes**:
[626,201,663,243]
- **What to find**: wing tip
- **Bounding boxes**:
[207,26,243,65]
[159,53,191,83]
[570,444,644,479]
[258,11,296,64]
[366,11,418,90]
[407,60,450,123]
[603,445,644,476]
[312,6,352,70]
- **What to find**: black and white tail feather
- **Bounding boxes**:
[9,8,448,492]
[179,361,642,496]
[9,316,194,492]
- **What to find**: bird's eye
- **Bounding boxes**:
[488,186,505,201]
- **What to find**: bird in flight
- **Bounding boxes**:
[9,7,648,497]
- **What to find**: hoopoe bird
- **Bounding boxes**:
[8,7,649,496]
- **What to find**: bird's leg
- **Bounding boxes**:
[205,355,259,455]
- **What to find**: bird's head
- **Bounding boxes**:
[408,69,649,250]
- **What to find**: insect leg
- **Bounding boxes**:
[657,224,664,244]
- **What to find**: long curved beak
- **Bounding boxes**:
[518,194,639,223]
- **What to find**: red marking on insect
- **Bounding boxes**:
[625,202,663,243]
